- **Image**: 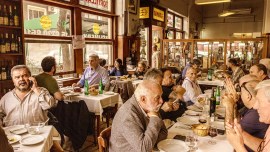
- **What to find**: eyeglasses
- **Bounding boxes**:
[240,81,252,97]
[257,137,270,152]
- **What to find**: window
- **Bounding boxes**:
[79,0,112,12]
[82,12,112,39]
[83,43,113,68]
[24,1,71,37]
[25,42,74,75]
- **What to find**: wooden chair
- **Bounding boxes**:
[102,88,122,127]
[98,127,111,152]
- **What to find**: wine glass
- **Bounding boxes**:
[185,133,196,152]
[208,126,218,145]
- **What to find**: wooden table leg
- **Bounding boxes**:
[96,115,100,137]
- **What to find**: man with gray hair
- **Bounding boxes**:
[73,54,109,88]
[226,79,270,152]
[109,80,167,152]
[143,68,163,85]
[0,65,56,126]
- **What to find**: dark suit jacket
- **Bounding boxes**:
[109,95,168,152]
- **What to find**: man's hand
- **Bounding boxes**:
[224,77,239,102]
[172,102,180,111]
[161,102,173,112]
[29,77,41,94]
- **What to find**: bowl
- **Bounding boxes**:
[192,124,209,136]
[89,90,99,96]
[25,123,44,135]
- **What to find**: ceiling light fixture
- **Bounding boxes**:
[218,11,235,17]
[195,0,231,5]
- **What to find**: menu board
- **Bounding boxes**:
[167,13,173,27]
[175,16,182,30]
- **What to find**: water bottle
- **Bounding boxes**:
[99,78,103,94]
[84,79,89,95]
[216,86,221,105]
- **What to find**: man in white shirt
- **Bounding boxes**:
[0,65,56,126]
[182,67,202,106]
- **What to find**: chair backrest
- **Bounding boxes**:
[98,127,111,152]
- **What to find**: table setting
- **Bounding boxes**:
[156,96,233,152]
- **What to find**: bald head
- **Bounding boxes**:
[239,74,260,86]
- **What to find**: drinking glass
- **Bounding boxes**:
[185,133,196,152]
[208,126,218,145]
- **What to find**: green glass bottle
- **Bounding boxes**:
[99,78,103,94]
[84,79,89,95]
[207,69,212,81]
[216,86,220,105]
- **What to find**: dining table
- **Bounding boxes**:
[4,125,55,152]
[155,104,233,152]
[62,88,123,138]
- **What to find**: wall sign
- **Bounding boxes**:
[153,7,164,22]
[139,7,149,19]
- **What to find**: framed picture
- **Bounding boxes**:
[129,0,137,14]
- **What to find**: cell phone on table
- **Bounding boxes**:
[174,135,186,141]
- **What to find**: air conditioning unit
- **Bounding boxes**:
[195,0,231,5]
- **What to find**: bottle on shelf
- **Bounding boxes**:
[0,33,5,53]
[10,33,16,53]
[3,5,8,26]
[5,33,10,53]
[9,5,14,26]
[99,78,103,94]
[216,86,221,105]
[209,87,216,116]
[14,6,19,26]
[1,60,7,80]
[0,5,4,25]
[208,69,213,81]
[84,79,89,95]
[6,60,11,80]
[18,35,22,53]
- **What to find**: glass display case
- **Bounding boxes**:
[162,39,193,68]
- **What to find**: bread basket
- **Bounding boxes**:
[192,124,209,136]
[89,90,99,96]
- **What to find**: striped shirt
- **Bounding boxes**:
[79,65,109,86]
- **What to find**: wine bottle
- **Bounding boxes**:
[84,79,89,95]
[0,5,4,25]
[10,34,16,53]
[0,33,6,53]
[9,5,14,26]
[216,86,221,105]
[3,5,8,26]
[5,33,10,53]
[209,87,216,115]
[14,6,19,26]
[99,78,103,94]
[1,60,7,80]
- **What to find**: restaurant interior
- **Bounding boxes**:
[0,0,270,151]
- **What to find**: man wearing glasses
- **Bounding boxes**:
[73,54,109,88]
[225,75,269,152]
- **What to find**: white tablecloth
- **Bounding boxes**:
[198,79,224,86]
[132,80,143,89]
[68,93,123,115]
[5,126,54,152]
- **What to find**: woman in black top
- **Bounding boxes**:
[134,61,147,79]
[109,58,127,76]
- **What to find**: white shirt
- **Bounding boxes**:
[182,78,202,103]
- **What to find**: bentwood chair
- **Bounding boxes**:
[98,127,111,152]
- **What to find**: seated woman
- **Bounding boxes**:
[134,61,147,79]
[159,68,187,121]
[182,67,202,106]
[109,58,126,76]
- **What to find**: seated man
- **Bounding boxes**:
[182,67,202,106]
[72,54,109,88]
[249,64,269,81]
[0,65,56,126]
[109,80,167,152]
[259,58,270,78]
[238,75,268,151]
[35,56,64,101]
[226,80,270,152]
[159,68,186,121]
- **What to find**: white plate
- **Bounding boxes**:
[177,116,199,126]
[158,139,188,152]
[20,135,44,146]
[104,91,114,95]
[8,125,27,135]
[7,135,21,144]
[185,110,201,116]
